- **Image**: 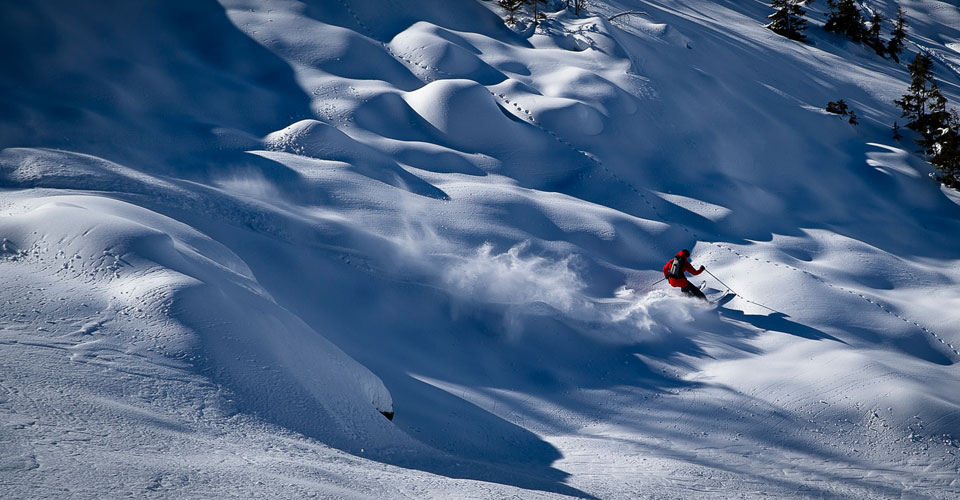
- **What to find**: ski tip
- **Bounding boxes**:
[713,292,736,306]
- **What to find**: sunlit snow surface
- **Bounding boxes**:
[2,0,960,498]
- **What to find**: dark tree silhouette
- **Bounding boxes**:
[824,0,865,42]
[895,53,960,187]
[931,112,960,187]
[895,54,942,146]
[566,0,588,16]
[766,0,809,42]
[886,7,908,63]
[499,0,524,25]
[826,99,850,115]
[865,12,886,56]
[527,0,547,25]
[848,110,859,126]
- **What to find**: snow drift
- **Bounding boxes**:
[2,0,960,498]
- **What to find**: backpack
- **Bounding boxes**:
[668,257,685,279]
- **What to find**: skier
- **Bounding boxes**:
[663,249,707,300]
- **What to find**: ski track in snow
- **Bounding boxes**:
[710,242,960,361]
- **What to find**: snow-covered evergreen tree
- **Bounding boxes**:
[895,53,960,187]
[766,0,808,42]
[896,54,943,145]
[930,111,960,188]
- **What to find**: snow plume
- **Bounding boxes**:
[594,287,720,345]
[444,242,716,343]
[445,241,585,312]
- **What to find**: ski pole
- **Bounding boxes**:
[704,268,779,313]
[704,268,733,292]
[635,277,666,294]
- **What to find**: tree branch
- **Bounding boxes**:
[608,11,648,22]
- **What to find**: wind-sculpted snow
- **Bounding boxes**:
[0,192,396,439]
[2,0,960,498]
[264,119,449,199]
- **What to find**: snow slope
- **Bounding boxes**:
[2,0,960,498]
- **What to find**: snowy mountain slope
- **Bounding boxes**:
[2,0,960,498]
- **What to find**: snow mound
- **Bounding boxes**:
[4,0,960,497]
[264,119,447,199]
[404,79,519,147]
[535,96,606,137]
[0,194,395,450]
[390,22,505,83]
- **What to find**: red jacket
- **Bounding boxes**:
[663,252,703,288]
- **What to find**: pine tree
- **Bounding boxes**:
[574,0,587,16]
[499,0,524,25]
[931,111,960,188]
[848,110,859,126]
[826,99,858,126]
[766,0,808,42]
[894,53,960,187]
[895,53,942,149]
[566,0,587,16]
[918,80,952,152]
[526,0,547,25]
[826,99,850,115]
[895,53,933,131]
[824,0,865,42]
[865,12,885,57]
[886,7,908,63]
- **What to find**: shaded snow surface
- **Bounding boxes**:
[2,0,960,498]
